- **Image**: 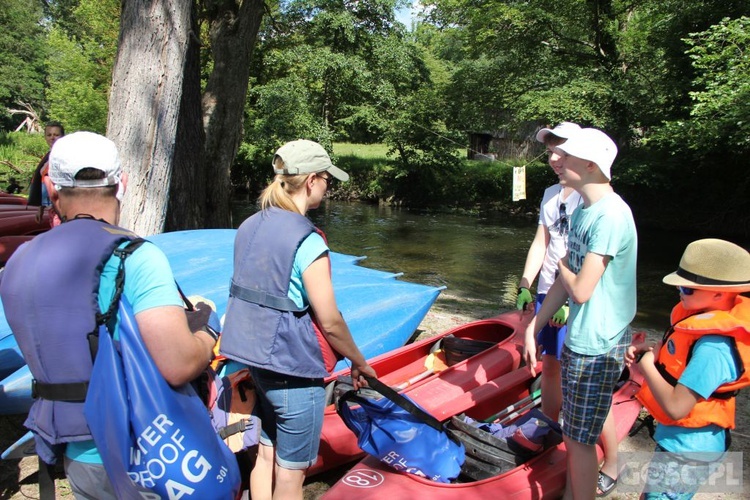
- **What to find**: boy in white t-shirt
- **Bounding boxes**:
[517,121,583,422]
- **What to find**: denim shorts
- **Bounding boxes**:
[560,329,630,445]
[250,367,326,470]
[535,293,566,358]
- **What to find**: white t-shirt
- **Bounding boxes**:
[537,184,583,293]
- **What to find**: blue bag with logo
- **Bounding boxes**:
[336,376,465,483]
[84,297,241,499]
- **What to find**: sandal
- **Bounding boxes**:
[596,471,617,497]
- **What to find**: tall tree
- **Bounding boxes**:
[194,0,265,229]
[108,0,265,233]
[109,0,193,235]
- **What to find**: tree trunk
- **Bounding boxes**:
[108,0,192,235]
[202,0,265,228]
[165,6,206,231]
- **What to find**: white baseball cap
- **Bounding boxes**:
[272,139,349,181]
[48,131,122,188]
[556,128,618,180]
[535,122,581,143]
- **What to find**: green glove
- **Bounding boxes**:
[516,287,533,310]
[551,304,569,325]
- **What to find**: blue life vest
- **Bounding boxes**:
[221,207,330,378]
[0,218,136,445]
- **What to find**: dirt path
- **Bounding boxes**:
[2,293,748,498]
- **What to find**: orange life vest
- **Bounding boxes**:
[636,296,750,429]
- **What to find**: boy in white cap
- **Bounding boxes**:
[524,128,637,498]
[517,121,583,422]
[628,238,750,499]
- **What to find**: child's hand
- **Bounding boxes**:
[523,323,540,376]
[626,340,660,366]
[625,345,638,367]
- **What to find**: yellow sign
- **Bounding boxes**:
[512,166,526,201]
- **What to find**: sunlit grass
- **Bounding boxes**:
[333,142,391,159]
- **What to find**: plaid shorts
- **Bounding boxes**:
[561,330,630,445]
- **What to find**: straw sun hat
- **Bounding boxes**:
[662,238,750,292]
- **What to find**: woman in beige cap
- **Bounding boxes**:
[220,139,376,500]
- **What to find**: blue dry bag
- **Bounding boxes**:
[337,376,465,483]
[84,298,241,499]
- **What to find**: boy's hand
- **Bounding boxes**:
[516,287,533,311]
[549,305,568,327]
[523,323,540,376]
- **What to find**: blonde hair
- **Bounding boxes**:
[258,158,309,213]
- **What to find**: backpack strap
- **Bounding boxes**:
[87,238,147,360]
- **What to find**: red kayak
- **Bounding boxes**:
[310,310,531,476]
[322,364,644,499]
[0,193,28,205]
[0,206,49,237]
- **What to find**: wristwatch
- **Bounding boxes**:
[201,323,220,342]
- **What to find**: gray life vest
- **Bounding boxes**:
[221,207,330,378]
[0,218,137,445]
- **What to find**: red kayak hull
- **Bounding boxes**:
[310,310,531,476]
[322,365,644,499]
[0,207,49,237]
[0,194,28,205]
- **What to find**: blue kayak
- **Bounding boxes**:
[0,229,443,416]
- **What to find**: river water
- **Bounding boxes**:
[232,199,712,331]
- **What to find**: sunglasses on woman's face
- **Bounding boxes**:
[316,172,333,190]
[678,286,694,296]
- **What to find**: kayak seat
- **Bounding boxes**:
[441,335,497,366]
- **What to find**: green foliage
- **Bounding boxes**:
[0,0,46,129]
[684,16,750,149]
[0,131,46,189]
[44,0,120,133]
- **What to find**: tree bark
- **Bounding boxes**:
[201,0,265,228]
[108,0,192,235]
[165,6,206,231]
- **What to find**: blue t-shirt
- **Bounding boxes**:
[566,193,638,355]
[655,335,740,453]
[289,232,329,308]
[66,241,183,463]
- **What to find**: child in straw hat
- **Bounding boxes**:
[628,238,750,499]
